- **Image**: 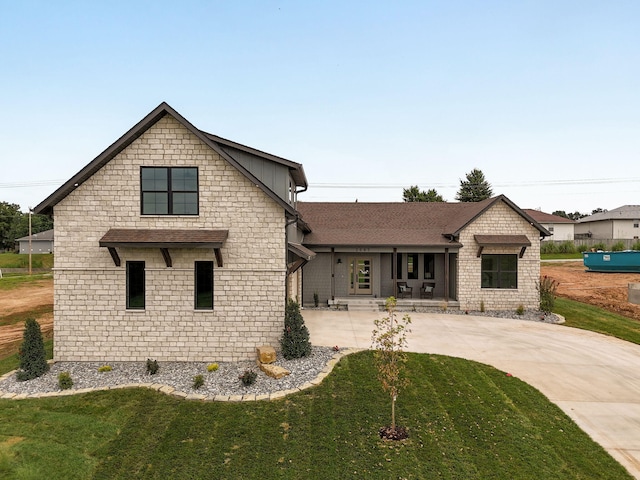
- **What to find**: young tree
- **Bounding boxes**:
[16,318,49,381]
[280,299,312,359]
[455,169,493,202]
[371,297,411,438]
[402,186,444,202]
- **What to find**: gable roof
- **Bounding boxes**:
[577,205,640,223]
[34,102,306,216]
[16,229,54,242]
[298,195,549,247]
[523,209,576,224]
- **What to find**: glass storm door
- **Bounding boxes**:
[349,257,372,295]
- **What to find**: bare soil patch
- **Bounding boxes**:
[0,278,53,358]
[541,261,640,321]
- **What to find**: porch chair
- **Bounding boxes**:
[420,283,434,299]
[396,282,413,299]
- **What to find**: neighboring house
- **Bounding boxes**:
[575,206,640,240]
[523,210,575,242]
[298,196,549,311]
[35,102,313,362]
[17,229,54,254]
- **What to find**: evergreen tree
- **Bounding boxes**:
[455,169,493,202]
[402,186,444,202]
[17,318,49,381]
[280,299,311,359]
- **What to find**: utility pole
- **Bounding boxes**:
[28,207,32,275]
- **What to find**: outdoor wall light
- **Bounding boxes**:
[337,258,342,264]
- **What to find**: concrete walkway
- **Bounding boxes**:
[303,309,640,479]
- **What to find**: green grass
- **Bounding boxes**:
[0,274,52,291]
[0,352,630,479]
[0,253,54,270]
[555,297,640,345]
[540,253,583,260]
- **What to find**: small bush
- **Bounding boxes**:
[98,365,112,373]
[557,241,577,254]
[16,318,49,381]
[146,359,159,375]
[193,374,204,390]
[591,242,607,251]
[239,369,257,386]
[480,300,485,313]
[632,241,640,251]
[207,363,219,372]
[313,292,319,307]
[611,241,626,252]
[577,244,589,253]
[516,304,525,315]
[540,242,558,254]
[58,372,73,390]
[537,276,558,313]
[280,299,312,360]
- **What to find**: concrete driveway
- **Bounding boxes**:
[303,309,640,479]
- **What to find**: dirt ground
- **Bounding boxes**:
[541,261,640,322]
[0,278,53,358]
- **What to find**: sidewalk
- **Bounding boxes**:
[303,309,640,479]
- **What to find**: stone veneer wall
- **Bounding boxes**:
[457,201,541,311]
[53,115,286,362]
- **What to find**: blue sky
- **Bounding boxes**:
[1,1,638,214]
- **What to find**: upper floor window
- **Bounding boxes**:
[634,220,639,228]
[141,167,198,215]
[481,254,517,289]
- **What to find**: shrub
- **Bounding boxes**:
[537,276,558,313]
[577,244,589,253]
[146,359,159,375]
[98,365,112,372]
[557,241,577,254]
[611,241,625,252]
[16,318,49,381]
[632,241,640,251]
[207,363,219,372]
[540,242,558,254]
[58,372,73,390]
[591,242,607,251]
[516,304,525,315]
[280,299,311,360]
[193,374,204,390]
[239,369,257,386]
[313,291,319,307]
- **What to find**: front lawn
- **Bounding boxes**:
[0,351,629,479]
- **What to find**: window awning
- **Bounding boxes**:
[287,242,316,274]
[474,234,532,258]
[99,229,228,267]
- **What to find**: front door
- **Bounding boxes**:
[348,257,372,295]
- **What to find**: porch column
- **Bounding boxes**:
[331,248,335,300]
[393,248,398,296]
[444,247,450,301]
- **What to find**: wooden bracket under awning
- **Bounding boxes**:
[99,228,228,267]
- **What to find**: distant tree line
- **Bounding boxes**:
[551,208,606,220]
[0,201,53,251]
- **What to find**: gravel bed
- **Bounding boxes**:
[0,346,337,397]
[441,309,562,323]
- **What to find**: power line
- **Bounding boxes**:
[309,177,640,189]
[0,180,65,188]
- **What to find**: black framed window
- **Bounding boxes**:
[392,254,403,279]
[481,254,517,289]
[141,167,198,215]
[423,254,435,279]
[407,253,419,279]
[195,261,214,310]
[126,261,145,309]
